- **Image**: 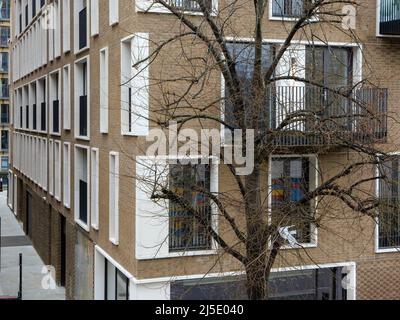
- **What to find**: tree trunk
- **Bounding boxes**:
[244,166,270,300]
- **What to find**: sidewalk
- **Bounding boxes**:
[0,192,65,300]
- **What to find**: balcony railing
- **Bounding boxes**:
[164,0,212,12]
[379,0,400,35]
[79,95,87,137]
[268,86,388,146]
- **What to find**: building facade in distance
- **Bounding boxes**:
[0,0,10,188]
[7,0,400,300]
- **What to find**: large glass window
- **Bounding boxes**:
[224,42,273,136]
[104,258,129,300]
[169,163,212,252]
[271,157,316,244]
[378,157,400,249]
[1,130,8,150]
[0,52,8,73]
[171,267,348,300]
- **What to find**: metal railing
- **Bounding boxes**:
[380,0,400,35]
[268,85,388,146]
[164,0,212,12]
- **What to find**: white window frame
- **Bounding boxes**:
[376,0,400,38]
[99,47,109,133]
[135,155,219,260]
[109,0,119,26]
[62,0,71,53]
[74,55,90,140]
[74,144,91,231]
[63,64,71,130]
[90,0,99,37]
[109,151,119,245]
[91,147,99,230]
[63,142,71,208]
[54,140,62,201]
[48,139,54,196]
[375,152,400,253]
[49,68,61,136]
[267,154,319,249]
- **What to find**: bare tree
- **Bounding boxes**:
[128,0,396,300]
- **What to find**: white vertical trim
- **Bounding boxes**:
[63,142,71,209]
[99,47,109,133]
[63,64,71,130]
[91,147,99,230]
[109,0,119,26]
[109,151,119,245]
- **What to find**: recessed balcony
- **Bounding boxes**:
[269,86,388,147]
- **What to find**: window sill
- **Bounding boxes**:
[376,247,400,254]
[75,219,90,232]
[269,15,318,23]
[154,249,218,260]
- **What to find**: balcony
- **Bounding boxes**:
[379,0,400,35]
[136,0,213,14]
[268,86,388,147]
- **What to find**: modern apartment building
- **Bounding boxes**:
[0,0,10,187]
[7,0,400,300]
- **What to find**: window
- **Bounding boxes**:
[109,152,119,244]
[135,156,218,260]
[168,163,212,252]
[377,156,400,250]
[271,0,310,19]
[49,70,61,134]
[0,52,8,73]
[0,0,10,21]
[270,156,317,245]
[49,139,54,195]
[0,26,9,46]
[1,104,8,124]
[62,0,70,52]
[1,156,8,170]
[63,65,71,130]
[0,78,8,98]
[53,0,61,58]
[109,0,118,26]
[104,258,129,300]
[54,141,61,201]
[37,77,47,132]
[74,56,90,139]
[90,0,99,36]
[74,0,88,52]
[63,142,71,208]
[99,47,108,133]
[29,82,37,130]
[91,148,99,229]
[120,33,149,136]
[74,145,90,229]
[1,130,8,150]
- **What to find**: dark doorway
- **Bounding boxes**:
[26,191,32,238]
[60,215,66,287]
